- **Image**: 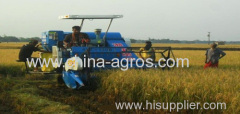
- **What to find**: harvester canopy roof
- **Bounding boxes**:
[59,15,123,19]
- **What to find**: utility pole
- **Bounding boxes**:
[207,32,211,45]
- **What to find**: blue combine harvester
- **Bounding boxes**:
[39,15,175,89]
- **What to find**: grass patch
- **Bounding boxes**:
[0,65,25,76]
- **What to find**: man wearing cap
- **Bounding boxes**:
[63,26,90,48]
[204,43,226,69]
[139,41,156,62]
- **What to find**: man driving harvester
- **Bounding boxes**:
[63,26,90,48]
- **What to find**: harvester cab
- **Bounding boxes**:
[38,15,176,89]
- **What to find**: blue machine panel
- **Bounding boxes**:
[41,30,64,51]
[85,32,122,40]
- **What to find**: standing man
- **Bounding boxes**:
[204,43,226,69]
[63,26,90,48]
[139,41,155,62]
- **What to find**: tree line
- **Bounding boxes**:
[130,38,240,44]
[0,35,41,42]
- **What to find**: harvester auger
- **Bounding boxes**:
[33,15,177,89]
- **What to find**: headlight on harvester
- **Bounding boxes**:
[64,57,83,71]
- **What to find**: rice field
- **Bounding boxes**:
[132,43,240,48]
[0,42,239,113]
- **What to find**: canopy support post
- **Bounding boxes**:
[80,19,85,31]
[103,18,113,46]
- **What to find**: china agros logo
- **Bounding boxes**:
[26,55,189,71]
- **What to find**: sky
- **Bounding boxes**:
[0,0,240,41]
